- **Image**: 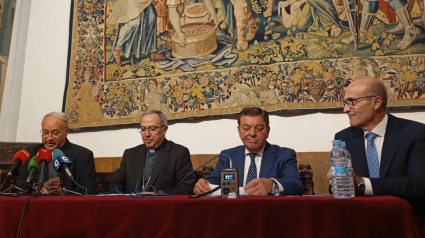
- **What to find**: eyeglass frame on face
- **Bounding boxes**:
[138,125,165,134]
[40,128,67,138]
[341,95,377,108]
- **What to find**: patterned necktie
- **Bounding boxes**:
[245,153,258,185]
[366,132,380,178]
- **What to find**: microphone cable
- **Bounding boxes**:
[151,153,231,198]
[188,185,221,199]
[90,154,231,198]
[0,174,10,192]
[14,182,87,237]
[71,180,88,195]
[16,192,40,238]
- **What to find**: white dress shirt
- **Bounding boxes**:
[362,113,388,195]
[244,147,284,195]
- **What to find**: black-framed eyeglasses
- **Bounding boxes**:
[138,125,165,134]
[341,96,376,108]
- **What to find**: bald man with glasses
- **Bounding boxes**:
[110,110,196,195]
[327,77,425,231]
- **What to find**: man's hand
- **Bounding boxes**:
[327,168,361,187]
[352,169,361,187]
[194,178,211,195]
[327,169,332,185]
[42,177,67,195]
[243,178,273,195]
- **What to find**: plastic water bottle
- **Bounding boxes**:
[329,140,341,196]
[330,140,350,198]
[341,141,355,198]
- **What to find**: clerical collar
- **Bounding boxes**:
[146,140,165,153]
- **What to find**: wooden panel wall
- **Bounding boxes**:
[95,152,331,195]
[296,152,330,195]
[93,157,122,173]
[0,142,330,195]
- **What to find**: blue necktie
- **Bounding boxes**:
[366,132,380,178]
[245,153,258,185]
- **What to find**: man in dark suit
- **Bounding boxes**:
[194,107,304,196]
[327,77,425,230]
[109,110,196,195]
[14,112,98,194]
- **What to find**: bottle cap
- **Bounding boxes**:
[332,140,341,146]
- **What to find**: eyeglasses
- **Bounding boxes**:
[341,96,376,108]
[138,125,165,134]
[40,128,67,138]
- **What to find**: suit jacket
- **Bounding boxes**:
[207,142,304,195]
[14,138,99,194]
[335,113,425,217]
[109,139,196,195]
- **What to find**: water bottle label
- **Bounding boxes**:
[331,166,335,176]
[347,167,353,176]
[335,166,347,176]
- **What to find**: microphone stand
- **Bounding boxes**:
[60,172,66,189]
[0,173,22,197]
[11,173,17,191]
[24,175,35,194]
[37,161,47,192]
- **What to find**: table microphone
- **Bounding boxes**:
[53,149,75,181]
[7,149,31,177]
[35,148,53,192]
[25,156,39,191]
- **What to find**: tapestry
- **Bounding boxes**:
[0,0,17,115]
[64,0,425,131]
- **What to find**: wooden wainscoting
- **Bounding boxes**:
[0,142,330,195]
[296,152,330,195]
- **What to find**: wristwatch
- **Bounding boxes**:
[270,179,280,195]
[357,177,366,196]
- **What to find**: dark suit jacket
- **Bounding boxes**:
[207,142,304,195]
[14,138,99,194]
[335,113,425,217]
[109,139,196,195]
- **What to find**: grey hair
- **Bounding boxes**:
[141,110,168,126]
[43,112,70,128]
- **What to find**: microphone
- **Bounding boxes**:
[25,156,40,190]
[7,149,31,177]
[35,148,53,191]
[52,149,75,181]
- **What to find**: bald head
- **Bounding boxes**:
[342,77,388,131]
[348,77,388,110]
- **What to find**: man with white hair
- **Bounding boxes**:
[14,112,98,194]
